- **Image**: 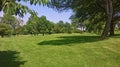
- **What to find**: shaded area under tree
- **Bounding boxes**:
[38,35,101,46]
[0,51,26,67]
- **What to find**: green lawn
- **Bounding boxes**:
[0,33,120,67]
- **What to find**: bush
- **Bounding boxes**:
[0,24,12,37]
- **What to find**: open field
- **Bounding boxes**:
[0,33,120,67]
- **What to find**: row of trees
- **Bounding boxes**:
[1,13,119,37]
[0,13,85,37]
[20,15,84,36]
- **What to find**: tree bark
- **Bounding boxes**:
[1,35,4,38]
[43,32,45,36]
[109,21,115,36]
[101,0,113,39]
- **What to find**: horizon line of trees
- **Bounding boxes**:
[0,14,87,37]
[0,14,120,37]
[17,15,87,36]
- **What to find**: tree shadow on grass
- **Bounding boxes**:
[38,36,101,46]
[0,51,26,67]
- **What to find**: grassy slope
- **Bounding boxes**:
[0,33,120,67]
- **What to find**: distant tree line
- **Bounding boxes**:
[0,14,85,37]
[19,15,84,36]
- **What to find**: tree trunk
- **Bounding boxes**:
[43,32,45,36]
[109,21,115,36]
[1,35,4,38]
[101,0,113,39]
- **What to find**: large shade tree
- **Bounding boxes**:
[47,0,120,39]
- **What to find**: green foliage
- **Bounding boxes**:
[25,15,55,36]
[48,0,120,38]
[25,15,39,35]
[53,21,65,33]
[46,21,54,34]
[19,25,29,35]
[38,16,48,35]
[1,0,29,17]
[64,22,72,33]
[53,23,61,33]
[0,0,48,17]
[0,23,12,37]
[52,21,73,34]
[1,14,21,35]
[25,16,73,35]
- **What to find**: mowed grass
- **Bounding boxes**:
[0,33,120,67]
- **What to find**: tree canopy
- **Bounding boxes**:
[47,0,120,39]
[0,0,48,17]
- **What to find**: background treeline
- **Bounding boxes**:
[18,14,86,35]
[0,14,120,37]
[0,14,86,37]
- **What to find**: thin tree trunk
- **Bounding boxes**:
[1,35,4,38]
[101,0,113,39]
[109,21,115,36]
[43,32,45,36]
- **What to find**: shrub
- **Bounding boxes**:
[0,23,12,37]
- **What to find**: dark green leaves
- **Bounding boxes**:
[0,0,48,17]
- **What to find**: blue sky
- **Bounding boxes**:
[0,1,73,24]
[20,2,73,23]
[0,11,3,17]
